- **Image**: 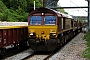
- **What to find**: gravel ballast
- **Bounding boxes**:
[49,33,89,60]
[4,49,34,60]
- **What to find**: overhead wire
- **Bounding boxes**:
[69,0,88,13]
[68,0,87,20]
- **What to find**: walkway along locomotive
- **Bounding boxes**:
[28,7,82,51]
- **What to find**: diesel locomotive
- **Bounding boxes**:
[28,7,82,51]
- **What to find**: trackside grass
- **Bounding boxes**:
[83,30,90,59]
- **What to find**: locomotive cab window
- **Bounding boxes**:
[44,16,56,25]
[30,16,42,25]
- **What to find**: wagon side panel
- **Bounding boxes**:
[0,30,3,48]
[7,29,13,45]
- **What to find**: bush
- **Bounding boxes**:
[0,0,42,22]
[83,29,90,59]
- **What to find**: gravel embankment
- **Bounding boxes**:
[49,33,89,60]
[0,22,28,26]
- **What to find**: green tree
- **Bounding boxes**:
[0,0,42,22]
[57,5,68,14]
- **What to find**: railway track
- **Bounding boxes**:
[23,53,53,60]
[24,54,49,60]
[21,35,76,60]
[23,49,60,60]
[3,47,58,60]
[4,42,66,60]
[3,33,83,60]
[4,48,34,60]
[22,38,72,60]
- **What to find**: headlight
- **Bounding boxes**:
[41,31,44,34]
[30,33,33,35]
[50,33,57,38]
[52,34,56,36]
[50,33,56,36]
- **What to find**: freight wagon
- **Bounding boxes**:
[0,26,28,55]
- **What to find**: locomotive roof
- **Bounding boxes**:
[45,7,73,18]
[29,7,60,16]
[29,7,73,19]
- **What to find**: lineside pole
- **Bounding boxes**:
[86,0,90,29]
[88,1,90,29]
[43,0,45,7]
[34,1,35,10]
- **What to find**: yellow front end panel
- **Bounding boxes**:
[28,25,57,40]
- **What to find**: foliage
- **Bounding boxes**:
[0,0,42,22]
[83,30,90,59]
[83,47,90,59]
[0,0,68,22]
[57,5,68,14]
[57,8,68,14]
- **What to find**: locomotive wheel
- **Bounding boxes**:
[60,36,64,45]
[71,32,74,38]
[62,37,65,45]
[47,39,58,51]
[28,39,48,51]
[60,43,63,47]
[64,37,67,43]
[28,39,36,50]
[19,39,28,48]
